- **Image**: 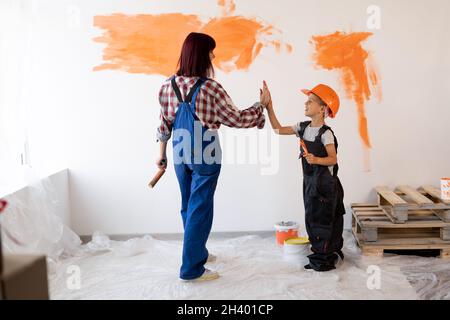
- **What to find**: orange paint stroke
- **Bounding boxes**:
[93,1,291,76]
[201,16,282,72]
[311,31,382,150]
[218,0,236,16]
[93,13,202,76]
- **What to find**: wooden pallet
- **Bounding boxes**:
[375,185,450,224]
[352,204,450,242]
[351,204,450,258]
[353,233,450,258]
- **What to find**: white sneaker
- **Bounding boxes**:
[207,253,217,263]
[180,269,220,282]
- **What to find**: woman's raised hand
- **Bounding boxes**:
[260,80,272,109]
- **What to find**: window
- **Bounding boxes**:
[0,0,33,196]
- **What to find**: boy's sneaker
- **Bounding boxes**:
[303,264,315,271]
[304,263,336,272]
[180,269,220,282]
[304,251,344,272]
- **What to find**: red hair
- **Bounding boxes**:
[176,32,216,78]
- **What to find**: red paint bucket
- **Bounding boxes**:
[274,221,299,246]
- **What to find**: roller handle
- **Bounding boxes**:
[148,159,167,188]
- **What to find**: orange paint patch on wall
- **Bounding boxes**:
[93,2,291,76]
[311,31,381,150]
[201,16,278,72]
[93,13,202,76]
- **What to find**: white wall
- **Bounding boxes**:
[16,0,450,235]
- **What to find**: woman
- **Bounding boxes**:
[156,32,271,282]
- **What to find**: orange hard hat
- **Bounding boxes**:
[301,84,340,118]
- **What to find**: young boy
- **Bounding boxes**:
[262,81,345,272]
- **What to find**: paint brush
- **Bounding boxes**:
[148,160,167,189]
[300,139,309,157]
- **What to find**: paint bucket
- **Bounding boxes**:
[274,221,299,246]
[283,237,310,254]
[442,178,450,201]
[282,237,310,264]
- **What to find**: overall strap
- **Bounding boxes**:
[170,77,204,103]
[171,76,184,103]
[328,127,339,151]
[315,125,331,143]
[185,78,204,103]
[315,124,340,177]
[315,125,339,151]
[298,121,312,139]
[187,79,205,119]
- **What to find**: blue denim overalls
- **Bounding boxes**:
[171,76,222,280]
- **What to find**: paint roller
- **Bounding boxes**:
[300,139,310,157]
[148,159,167,189]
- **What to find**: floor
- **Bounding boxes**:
[48,231,450,300]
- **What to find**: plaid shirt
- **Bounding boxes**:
[157,76,265,142]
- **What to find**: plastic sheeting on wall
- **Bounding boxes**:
[1,167,82,274]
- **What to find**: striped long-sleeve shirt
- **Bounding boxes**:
[157,76,266,142]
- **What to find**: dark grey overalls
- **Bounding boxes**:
[298,121,345,271]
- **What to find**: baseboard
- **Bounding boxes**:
[79,230,274,244]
